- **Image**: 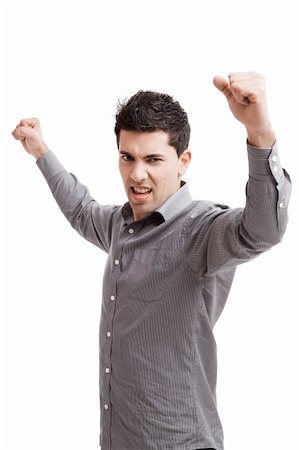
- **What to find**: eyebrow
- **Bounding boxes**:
[119,151,165,159]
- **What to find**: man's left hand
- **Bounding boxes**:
[213,71,276,148]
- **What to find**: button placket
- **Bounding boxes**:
[102,243,124,445]
[102,225,139,448]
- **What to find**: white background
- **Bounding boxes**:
[1,1,298,449]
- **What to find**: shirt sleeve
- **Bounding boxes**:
[36,150,119,253]
[184,141,292,277]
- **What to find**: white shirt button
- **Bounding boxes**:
[110,295,115,301]
[272,155,277,162]
[128,228,134,234]
[104,404,109,410]
[273,166,278,173]
[279,202,284,208]
[105,368,110,373]
[114,259,120,265]
[107,331,111,337]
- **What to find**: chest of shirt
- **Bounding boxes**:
[103,218,185,303]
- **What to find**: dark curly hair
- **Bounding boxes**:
[114,90,191,157]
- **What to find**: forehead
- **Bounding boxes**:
[119,129,176,156]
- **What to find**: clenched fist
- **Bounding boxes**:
[213,72,276,148]
[12,118,49,160]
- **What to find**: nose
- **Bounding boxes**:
[130,162,148,183]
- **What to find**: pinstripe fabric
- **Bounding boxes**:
[36,142,291,450]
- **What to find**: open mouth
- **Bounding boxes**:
[131,187,152,194]
[130,186,152,199]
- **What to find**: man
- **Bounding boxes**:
[12,72,291,450]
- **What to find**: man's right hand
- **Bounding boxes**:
[12,117,49,160]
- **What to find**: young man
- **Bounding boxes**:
[12,72,291,450]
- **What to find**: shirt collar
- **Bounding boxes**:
[121,181,193,223]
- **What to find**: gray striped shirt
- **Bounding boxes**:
[36,142,291,450]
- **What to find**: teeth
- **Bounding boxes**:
[133,187,151,194]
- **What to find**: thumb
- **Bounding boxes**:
[213,75,232,100]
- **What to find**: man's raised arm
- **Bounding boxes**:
[12,118,118,253]
[185,72,291,278]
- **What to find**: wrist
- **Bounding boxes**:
[246,125,276,148]
[33,143,49,160]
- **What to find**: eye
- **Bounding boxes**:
[121,154,133,161]
[148,157,163,163]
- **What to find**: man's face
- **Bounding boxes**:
[118,130,191,221]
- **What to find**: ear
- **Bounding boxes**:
[178,149,192,177]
